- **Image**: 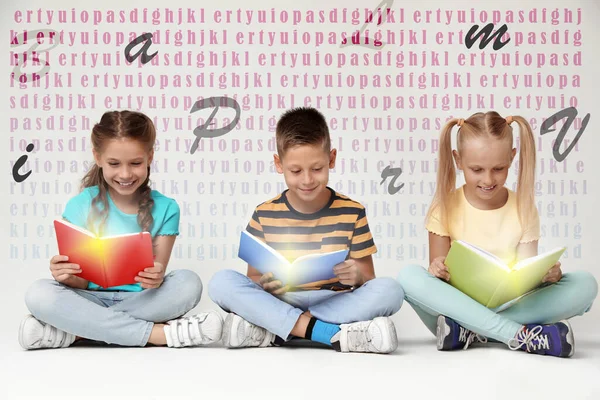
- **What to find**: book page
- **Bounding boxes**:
[457,240,506,267]
[513,247,566,271]
[238,231,291,282]
[289,249,349,286]
[55,219,96,238]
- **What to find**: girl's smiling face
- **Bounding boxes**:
[453,136,516,209]
[94,137,153,205]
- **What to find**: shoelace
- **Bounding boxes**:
[508,325,547,352]
[346,322,371,351]
[463,331,488,350]
[536,334,550,350]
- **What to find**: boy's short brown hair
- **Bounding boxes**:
[275,107,331,157]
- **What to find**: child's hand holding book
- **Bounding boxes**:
[135,261,166,289]
[542,262,562,283]
[428,256,450,282]
[333,259,364,287]
[49,255,88,289]
[258,272,289,295]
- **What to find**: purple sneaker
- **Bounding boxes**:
[508,320,574,357]
[436,315,487,350]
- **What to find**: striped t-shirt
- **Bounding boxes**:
[246,187,377,290]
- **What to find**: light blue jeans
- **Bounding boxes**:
[208,269,404,339]
[24,269,203,346]
[397,264,598,344]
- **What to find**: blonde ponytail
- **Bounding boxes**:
[511,116,537,228]
[426,118,461,230]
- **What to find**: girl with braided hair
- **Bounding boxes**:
[20,110,223,350]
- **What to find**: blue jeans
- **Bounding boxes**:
[208,269,404,339]
[397,264,598,344]
[24,269,203,346]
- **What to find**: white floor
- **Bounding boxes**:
[2,309,600,400]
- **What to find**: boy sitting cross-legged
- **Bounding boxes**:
[208,107,404,353]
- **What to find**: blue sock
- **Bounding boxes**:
[306,318,341,346]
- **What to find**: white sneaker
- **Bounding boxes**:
[222,313,275,348]
[164,311,224,348]
[331,317,398,353]
[19,315,76,350]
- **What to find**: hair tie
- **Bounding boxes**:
[457,118,464,127]
[505,116,513,124]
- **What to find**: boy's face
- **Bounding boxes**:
[274,144,336,213]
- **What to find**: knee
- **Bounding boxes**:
[24,279,60,318]
[379,277,404,313]
[167,269,203,308]
[208,269,247,304]
[565,271,598,304]
[396,264,427,295]
[365,277,404,315]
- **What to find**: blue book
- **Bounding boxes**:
[238,230,349,286]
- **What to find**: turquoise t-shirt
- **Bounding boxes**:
[62,186,180,292]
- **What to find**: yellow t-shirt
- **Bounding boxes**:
[426,186,540,265]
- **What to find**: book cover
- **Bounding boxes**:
[54,219,154,288]
[238,230,349,286]
[445,240,565,309]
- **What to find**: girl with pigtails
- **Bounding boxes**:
[397,111,597,357]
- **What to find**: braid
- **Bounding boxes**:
[85,166,110,236]
[136,167,154,233]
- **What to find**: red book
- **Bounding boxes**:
[54,219,154,288]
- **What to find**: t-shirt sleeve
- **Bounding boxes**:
[425,203,450,237]
[246,209,265,242]
[349,207,377,259]
[520,206,540,243]
[62,193,89,229]
[156,200,180,236]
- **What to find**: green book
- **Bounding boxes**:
[445,240,566,309]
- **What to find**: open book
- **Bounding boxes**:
[238,230,349,287]
[54,219,154,288]
[445,240,565,309]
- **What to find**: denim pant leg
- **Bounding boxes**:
[24,269,202,346]
[397,264,523,344]
[307,277,404,324]
[208,269,305,339]
[109,269,203,322]
[498,271,597,324]
[398,265,598,345]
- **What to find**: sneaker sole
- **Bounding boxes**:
[200,312,225,344]
[221,313,238,348]
[559,319,575,357]
[436,315,450,351]
[385,318,399,353]
[18,314,35,350]
[373,317,399,353]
